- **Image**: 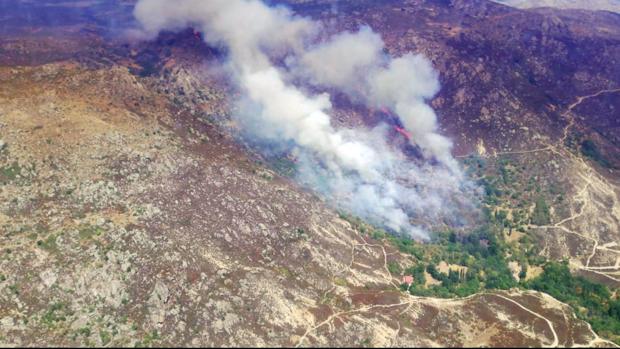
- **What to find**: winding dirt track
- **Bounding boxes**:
[295,225,587,347]
[498,88,620,281]
[493,88,620,157]
[552,89,620,281]
[296,88,620,348]
[491,294,559,348]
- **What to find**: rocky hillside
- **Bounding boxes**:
[1,0,619,347]
[0,49,611,349]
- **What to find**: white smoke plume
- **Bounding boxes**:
[133,0,477,239]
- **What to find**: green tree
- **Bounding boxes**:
[531,196,550,225]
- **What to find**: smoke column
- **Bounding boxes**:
[133,0,477,239]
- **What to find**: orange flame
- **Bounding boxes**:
[394,126,412,140]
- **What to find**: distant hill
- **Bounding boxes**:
[492,0,620,13]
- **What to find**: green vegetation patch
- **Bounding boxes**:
[387,261,402,275]
[0,161,21,184]
[135,330,160,348]
[341,153,620,343]
[79,225,104,240]
[392,224,516,298]
[269,157,297,178]
[99,329,112,346]
[73,326,92,341]
[526,262,620,344]
[41,302,73,328]
[531,196,551,226]
[37,234,59,253]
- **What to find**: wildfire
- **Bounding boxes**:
[394,126,412,140]
[380,106,412,141]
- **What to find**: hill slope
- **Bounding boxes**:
[1,0,619,346]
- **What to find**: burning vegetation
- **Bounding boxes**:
[132,0,479,239]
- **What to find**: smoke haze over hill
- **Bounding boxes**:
[133,0,478,238]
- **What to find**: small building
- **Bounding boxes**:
[402,275,414,285]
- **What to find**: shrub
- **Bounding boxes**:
[531,196,550,225]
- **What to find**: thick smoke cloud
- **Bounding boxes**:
[293,28,454,168]
[295,26,384,91]
[133,0,477,239]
